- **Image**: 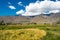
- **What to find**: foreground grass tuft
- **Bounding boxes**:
[0,29,46,40]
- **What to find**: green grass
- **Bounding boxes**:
[0,24,60,40]
[0,24,60,30]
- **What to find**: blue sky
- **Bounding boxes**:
[0,0,58,16]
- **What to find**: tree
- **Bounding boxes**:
[0,20,5,25]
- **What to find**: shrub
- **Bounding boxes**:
[0,20,5,25]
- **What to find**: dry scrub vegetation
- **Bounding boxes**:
[0,29,46,40]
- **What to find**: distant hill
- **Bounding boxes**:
[0,13,60,24]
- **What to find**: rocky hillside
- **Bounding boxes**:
[0,13,60,24]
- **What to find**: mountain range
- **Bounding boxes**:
[0,13,60,24]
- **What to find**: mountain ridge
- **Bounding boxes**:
[0,13,60,24]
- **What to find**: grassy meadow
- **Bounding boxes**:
[0,24,60,40]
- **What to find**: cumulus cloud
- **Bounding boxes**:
[9,5,16,9]
[49,10,60,13]
[16,0,60,16]
[16,10,24,14]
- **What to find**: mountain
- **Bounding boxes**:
[0,13,60,24]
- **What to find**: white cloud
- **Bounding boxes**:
[18,2,25,7]
[49,10,60,13]
[9,5,16,9]
[16,1,60,16]
[18,2,22,6]
[16,10,24,15]
[8,2,11,4]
